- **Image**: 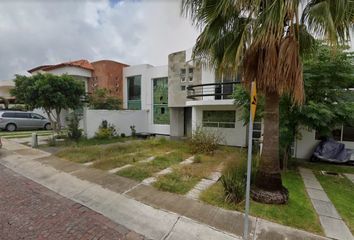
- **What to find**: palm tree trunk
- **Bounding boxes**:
[251,92,289,204]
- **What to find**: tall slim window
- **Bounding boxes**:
[127,75,141,110]
[153,77,169,124]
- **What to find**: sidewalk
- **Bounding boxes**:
[0,139,329,240]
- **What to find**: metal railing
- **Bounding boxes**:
[187,81,240,100]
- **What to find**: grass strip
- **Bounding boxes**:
[316,172,354,234]
[200,170,323,235]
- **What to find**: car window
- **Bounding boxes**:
[31,113,43,119]
[15,113,30,118]
[2,112,16,118]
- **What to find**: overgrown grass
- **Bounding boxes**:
[316,173,354,234]
[117,151,188,181]
[200,170,323,235]
[295,159,354,174]
[153,147,246,194]
[153,171,199,194]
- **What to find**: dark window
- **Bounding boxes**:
[2,112,16,118]
[181,86,186,91]
[127,75,141,110]
[202,111,235,128]
[31,113,43,119]
[188,68,193,74]
[15,113,30,118]
[343,125,354,141]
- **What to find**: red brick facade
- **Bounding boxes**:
[89,60,129,99]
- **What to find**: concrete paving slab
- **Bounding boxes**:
[165,217,240,240]
[306,188,331,202]
[142,177,156,185]
[303,177,324,190]
[344,173,354,184]
[180,156,194,165]
[34,156,83,173]
[108,164,133,174]
[139,156,155,163]
[13,148,51,159]
[311,199,341,219]
[254,218,328,240]
[319,216,353,240]
[156,167,173,176]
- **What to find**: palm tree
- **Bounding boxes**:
[182,0,353,204]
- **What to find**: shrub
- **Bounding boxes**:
[189,126,223,154]
[120,133,126,138]
[88,88,122,110]
[220,165,246,204]
[66,112,82,141]
[95,120,117,139]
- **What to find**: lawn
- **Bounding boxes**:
[0,130,53,139]
[295,159,354,174]
[316,172,354,234]
[117,151,190,181]
[200,170,323,235]
[153,147,246,194]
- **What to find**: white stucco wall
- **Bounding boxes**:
[191,105,247,147]
[123,64,170,135]
[295,127,354,159]
[85,109,149,138]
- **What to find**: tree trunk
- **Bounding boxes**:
[251,92,289,204]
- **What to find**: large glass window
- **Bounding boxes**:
[202,111,235,128]
[153,77,169,124]
[315,124,354,142]
[127,75,141,110]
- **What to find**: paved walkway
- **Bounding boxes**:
[344,173,354,184]
[299,168,353,240]
[0,139,330,240]
[0,164,145,240]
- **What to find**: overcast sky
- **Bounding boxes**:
[0,0,199,80]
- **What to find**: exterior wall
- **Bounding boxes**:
[90,60,128,99]
[0,80,15,98]
[295,127,354,159]
[85,109,149,138]
[123,64,170,135]
[170,107,185,138]
[168,51,202,107]
[191,105,247,147]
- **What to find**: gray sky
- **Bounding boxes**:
[0,0,199,80]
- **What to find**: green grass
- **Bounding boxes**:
[153,147,246,194]
[200,170,323,235]
[153,170,200,194]
[0,130,53,138]
[295,159,354,174]
[117,152,188,181]
[316,173,354,234]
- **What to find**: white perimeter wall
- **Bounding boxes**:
[295,127,354,159]
[123,64,170,135]
[85,109,149,138]
[191,105,247,147]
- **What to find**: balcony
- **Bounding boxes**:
[186,81,240,100]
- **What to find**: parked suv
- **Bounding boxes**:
[0,111,51,131]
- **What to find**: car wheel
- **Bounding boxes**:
[44,123,52,130]
[6,123,16,132]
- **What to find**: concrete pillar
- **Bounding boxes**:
[31,133,38,148]
[170,107,184,139]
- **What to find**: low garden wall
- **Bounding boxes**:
[85,109,149,138]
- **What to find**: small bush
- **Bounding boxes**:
[95,120,117,139]
[220,165,246,204]
[66,112,82,141]
[189,126,223,154]
[120,133,126,138]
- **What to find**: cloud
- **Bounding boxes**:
[0,0,199,80]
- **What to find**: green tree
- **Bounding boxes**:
[11,73,85,132]
[88,88,122,110]
[234,44,354,169]
[182,0,353,203]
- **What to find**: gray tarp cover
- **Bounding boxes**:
[313,138,353,163]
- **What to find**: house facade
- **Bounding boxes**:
[121,49,250,147]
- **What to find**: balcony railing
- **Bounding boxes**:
[187,81,240,100]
